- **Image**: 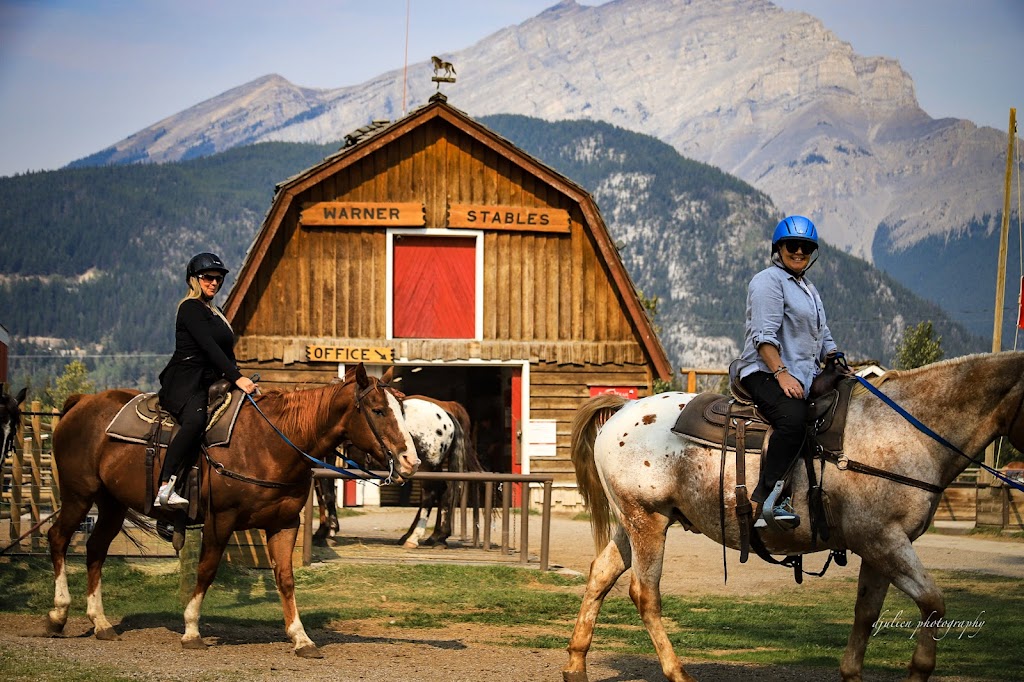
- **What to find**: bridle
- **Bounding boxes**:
[352,378,402,478]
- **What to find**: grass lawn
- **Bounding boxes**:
[1,555,1018,680]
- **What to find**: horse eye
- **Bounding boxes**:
[373,408,386,417]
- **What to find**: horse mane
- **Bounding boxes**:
[254,382,346,444]
[850,352,1024,398]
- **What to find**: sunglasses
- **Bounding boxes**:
[198,273,224,284]
[781,240,817,255]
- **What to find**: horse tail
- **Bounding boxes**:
[570,394,627,552]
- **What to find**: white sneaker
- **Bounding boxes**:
[155,476,177,508]
[165,491,189,510]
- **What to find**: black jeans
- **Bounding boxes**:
[741,371,808,504]
[159,391,208,486]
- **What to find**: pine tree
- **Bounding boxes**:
[894,321,943,370]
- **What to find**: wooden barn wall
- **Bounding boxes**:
[234,119,640,350]
[528,362,650,484]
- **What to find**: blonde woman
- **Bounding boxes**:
[155,253,256,509]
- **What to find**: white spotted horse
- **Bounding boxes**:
[565,352,1024,682]
[313,395,485,548]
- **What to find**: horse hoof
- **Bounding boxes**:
[45,618,65,636]
[563,671,589,682]
[181,636,208,650]
[295,644,323,659]
[95,627,121,641]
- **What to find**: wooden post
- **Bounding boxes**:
[984,107,1018,488]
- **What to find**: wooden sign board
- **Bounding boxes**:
[301,202,424,227]
[306,345,395,363]
[448,205,570,233]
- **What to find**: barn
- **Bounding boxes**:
[223,94,673,510]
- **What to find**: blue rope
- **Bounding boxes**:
[243,392,391,484]
[855,376,1024,492]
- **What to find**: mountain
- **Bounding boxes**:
[72,0,1014,254]
[67,0,1021,344]
[1,117,981,392]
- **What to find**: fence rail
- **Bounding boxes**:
[309,469,555,570]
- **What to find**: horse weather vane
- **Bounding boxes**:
[430,56,456,95]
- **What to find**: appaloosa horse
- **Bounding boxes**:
[314,395,484,548]
[564,352,1024,682]
[46,364,418,657]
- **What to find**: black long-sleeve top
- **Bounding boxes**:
[158,298,241,414]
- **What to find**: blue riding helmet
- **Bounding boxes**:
[772,215,818,249]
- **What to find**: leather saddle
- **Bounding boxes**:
[105,379,245,448]
[671,377,856,456]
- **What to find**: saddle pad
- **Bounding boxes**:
[105,390,246,448]
[671,392,769,452]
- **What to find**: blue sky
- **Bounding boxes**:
[0,0,1020,177]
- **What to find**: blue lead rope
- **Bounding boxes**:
[243,391,392,484]
[855,376,1024,492]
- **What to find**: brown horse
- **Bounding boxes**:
[46,364,419,657]
[564,352,1024,682]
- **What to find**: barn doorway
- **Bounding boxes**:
[395,364,517,474]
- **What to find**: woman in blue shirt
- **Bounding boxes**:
[735,216,846,530]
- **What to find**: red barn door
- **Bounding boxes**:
[393,236,476,338]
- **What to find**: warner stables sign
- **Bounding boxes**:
[448,204,570,233]
[301,202,425,226]
[300,201,569,233]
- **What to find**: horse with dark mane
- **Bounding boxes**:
[313,395,485,547]
[46,364,418,657]
[564,352,1024,682]
[1,384,28,463]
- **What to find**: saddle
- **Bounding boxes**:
[671,376,857,579]
[104,379,243,448]
[104,380,246,526]
[671,379,853,456]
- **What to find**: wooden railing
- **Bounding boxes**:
[308,470,555,569]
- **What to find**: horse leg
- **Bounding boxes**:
[266,526,322,658]
[564,525,633,682]
[312,480,329,545]
[181,518,233,649]
[398,506,424,545]
[889,545,946,681]
[46,496,94,635]
[624,512,695,682]
[83,495,128,641]
[839,560,891,682]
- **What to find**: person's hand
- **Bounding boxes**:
[777,370,804,399]
[235,376,257,395]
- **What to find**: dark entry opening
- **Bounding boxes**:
[394,364,511,475]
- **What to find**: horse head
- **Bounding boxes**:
[0,386,27,460]
[344,364,419,479]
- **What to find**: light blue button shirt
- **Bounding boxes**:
[736,264,836,395]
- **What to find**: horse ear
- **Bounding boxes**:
[15,387,27,405]
[354,363,369,389]
[381,366,394,384]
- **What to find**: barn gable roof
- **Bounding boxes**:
[225,97,672,380]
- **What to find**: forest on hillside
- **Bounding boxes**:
[0,118,983,394]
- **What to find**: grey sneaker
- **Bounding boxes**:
[755,480,800,530]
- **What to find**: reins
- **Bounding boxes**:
[855,376,1024,493]
[240,381,399,485]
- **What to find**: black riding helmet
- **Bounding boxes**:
[185,252,229,282]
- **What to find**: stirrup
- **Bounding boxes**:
[756,481,800,531]
[164,491,189,511]
[155,475,177,507]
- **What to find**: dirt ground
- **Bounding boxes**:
[2,509,1021,682]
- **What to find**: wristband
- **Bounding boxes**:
[773,366,788,379]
